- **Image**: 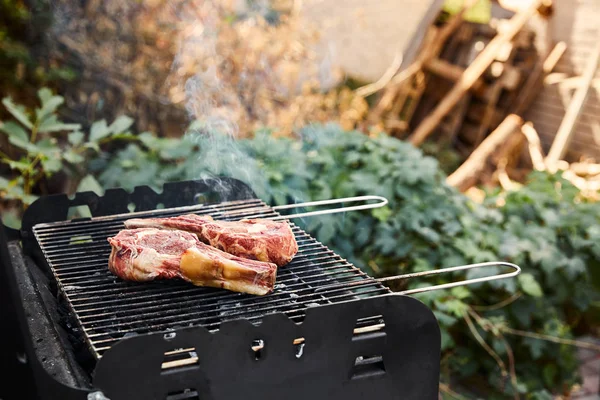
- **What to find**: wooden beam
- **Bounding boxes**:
[510,41,566,116]
[520,123,546,171]
[368,0,479,115]
[424,58,486,94]
[545,39,600,169]
[408,0,545,146]
[446,114,524,190]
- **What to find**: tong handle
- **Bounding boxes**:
[270,195,388,220]
[378,261,521,295]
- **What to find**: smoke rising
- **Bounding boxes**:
[163,0,338,201]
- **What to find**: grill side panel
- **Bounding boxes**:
[93,295,441,400]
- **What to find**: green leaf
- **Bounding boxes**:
[433,310,458,326]
[41,157,62,174]
[77,174,104,195]
[3,158,30,171]
[36,93,64,122]
[0,121,28,141]
[63,150,84,164]
[37,88,53,104]
[450,286,471,300]
[440,329,455,351]
[89,120,110,141]
[109,115,134,134]
[0,176,38,205]
[317,221,336,243]
[8,135,38,152]
[68,131,84,146]
[1,208,22,230]
[138,132,159,150]
[372,205,392,222]
[518,273,543,297]
[84,142,101,152]
[564,257,586,278]
[523,337,546,360]
[542,364,557,388]
[37,114,80,133]
[2,97,33,129]
[445,299,468,317]
[36,138,59,153]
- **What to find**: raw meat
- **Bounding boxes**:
[107,228,277,295]
[124,214,298,267]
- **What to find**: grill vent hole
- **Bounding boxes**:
[162,348,199,372]
[194,194,207,204]
[165,388,199,400]
[353,316,386,338]
[350,355,386,380]
[294,338,305,358]
[156,203,165,209]
[67,205,92,220]
[350,316,387,379]
[252,339,264,360]
[127,202,136,212]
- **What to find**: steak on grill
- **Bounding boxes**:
[107,228,277,295]
[123,214,298,267]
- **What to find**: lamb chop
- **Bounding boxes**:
[107,228,277,295]
[123,214,298,267]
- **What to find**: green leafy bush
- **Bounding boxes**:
[95,124,600,396]
[0,89,136,223]
[2,92,599,397]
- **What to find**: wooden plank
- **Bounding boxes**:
[424,58,487,94]
[521,123,547,170]
[446,114,524,190]
[368,0,478,113]
[510,40,566,116]
[545,39,600,168]
[408,0,546,146]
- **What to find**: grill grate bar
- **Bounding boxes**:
[82,281,383,335]
[91,286,389,354]
[41,229,317,257]
[32,198,390,360]
[33,201,273,237]
[68,261,367,308]
[70,266,368,307]
[87,284,388,343]
[53,246,357,294]
[76,272,375,323]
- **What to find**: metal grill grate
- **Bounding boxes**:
[32,199,390,359]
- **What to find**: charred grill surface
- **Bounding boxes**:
[32,198,390,361]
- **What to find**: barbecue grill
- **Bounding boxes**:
[0,178,520,400]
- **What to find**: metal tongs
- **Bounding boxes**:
[269,195,389,220]
[262,195,521,295]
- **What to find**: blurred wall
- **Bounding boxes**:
[298,0,445,84]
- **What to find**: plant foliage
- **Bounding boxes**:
[1,93,599,397]
[96,123,600,396]
[0,89,136,213]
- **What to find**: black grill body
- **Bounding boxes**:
[0,178,441,400]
